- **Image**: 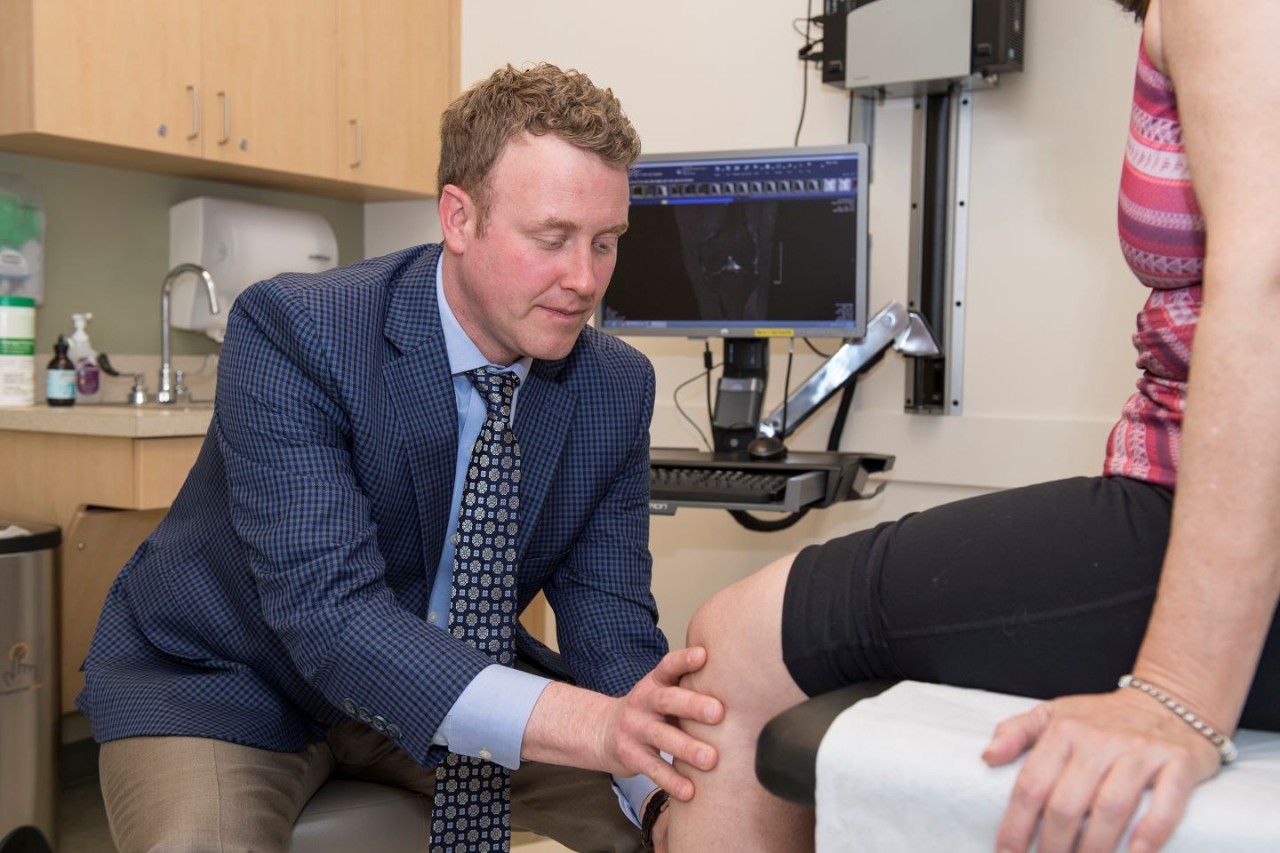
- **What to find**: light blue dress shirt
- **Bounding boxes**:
[428,257,655,824]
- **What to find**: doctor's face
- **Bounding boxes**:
[441,132,631,366]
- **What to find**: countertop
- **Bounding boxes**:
[0,403,213,438]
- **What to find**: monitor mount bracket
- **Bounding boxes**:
[756,301,940,440]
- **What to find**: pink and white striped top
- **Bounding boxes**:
[1103,39,1205,490]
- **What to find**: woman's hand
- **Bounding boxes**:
[982,688,1222,853]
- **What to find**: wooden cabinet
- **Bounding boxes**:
[0,0,203,158]
[201,0,337,179]
[0,0,459,200]
[338,0,456,195]
[0,430,204,712]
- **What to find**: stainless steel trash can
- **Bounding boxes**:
[0,522,61,853]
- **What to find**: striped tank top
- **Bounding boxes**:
[1103,39,1205,490]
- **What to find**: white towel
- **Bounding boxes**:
[815,681,1280,851]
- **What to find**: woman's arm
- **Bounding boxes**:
[984,1,1280,851]
[1134,0,1280,726]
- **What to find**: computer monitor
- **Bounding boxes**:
[598,143,870,341]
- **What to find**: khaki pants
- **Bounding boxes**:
[99,719,643,853]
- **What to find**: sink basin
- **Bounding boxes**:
[97,400,215,411]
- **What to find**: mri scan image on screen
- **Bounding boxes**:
[598,144,869,341]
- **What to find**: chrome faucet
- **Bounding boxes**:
[159,263,219,404]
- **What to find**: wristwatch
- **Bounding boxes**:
[641,789,671,849]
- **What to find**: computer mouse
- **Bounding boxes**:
[746,435,788,460]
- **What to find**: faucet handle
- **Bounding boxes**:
[174,370,191,404]
[127,374,149,406]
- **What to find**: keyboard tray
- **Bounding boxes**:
[648,448,895,514]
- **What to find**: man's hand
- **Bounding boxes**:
[600,646,724,800]
[982,689,1222,853]
[522,646,725,801]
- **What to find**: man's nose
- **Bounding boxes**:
[561,244,598,295]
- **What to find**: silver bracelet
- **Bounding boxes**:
[1118,674,1238,765]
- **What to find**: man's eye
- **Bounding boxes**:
[539,238,565,250]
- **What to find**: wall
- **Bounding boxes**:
[0,150,364,362]
[384,0,1146,647]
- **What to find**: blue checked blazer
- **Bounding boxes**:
[77,243,668,765]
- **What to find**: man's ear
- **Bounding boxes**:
[439,184,475,254]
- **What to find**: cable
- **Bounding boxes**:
[780,337,794,438]
[803,337,834,359]
[673,355,719,451]
[704,341,714,439]
[793,0,819,147]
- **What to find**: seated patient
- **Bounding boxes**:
[663,1,1280,851]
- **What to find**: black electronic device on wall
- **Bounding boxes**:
[819,0,1024,93]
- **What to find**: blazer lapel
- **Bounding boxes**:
[382,247,457,581]
[512,359,575,563]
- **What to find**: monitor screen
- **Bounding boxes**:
[599,144,869,340]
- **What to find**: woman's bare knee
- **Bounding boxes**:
[682,553,805,718]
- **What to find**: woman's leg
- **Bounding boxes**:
[665,553,813,852]
[666,476,1179,852]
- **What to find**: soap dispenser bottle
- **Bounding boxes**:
[46,335,76,406]
[68,312,101,403]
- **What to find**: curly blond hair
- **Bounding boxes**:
[437,63,641,228]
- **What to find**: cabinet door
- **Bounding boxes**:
[23,0,203,157]
[60,507,169,713]
[337,0,456,194]
[201,0,337,178]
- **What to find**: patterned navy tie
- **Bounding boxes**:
[431,367,521,853]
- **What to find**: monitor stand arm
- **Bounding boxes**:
[757,302,940,440]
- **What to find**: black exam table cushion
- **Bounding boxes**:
[755,680,900,806]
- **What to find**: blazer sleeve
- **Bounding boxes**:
[216,276,489,766]
[541,350,669,696]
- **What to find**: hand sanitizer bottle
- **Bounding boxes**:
[68,312,101,403]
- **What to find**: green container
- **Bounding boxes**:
[0,294,36,406]
[0,173,44,304]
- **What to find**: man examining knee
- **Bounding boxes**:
[78,63,721,853]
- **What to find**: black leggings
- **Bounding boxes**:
[781,476,1280,731]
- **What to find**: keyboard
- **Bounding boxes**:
[649,466,791,504]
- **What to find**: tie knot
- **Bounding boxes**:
[466,367,519,424]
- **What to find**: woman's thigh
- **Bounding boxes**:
[783,477,1173,700]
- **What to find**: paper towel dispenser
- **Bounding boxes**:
[168,197,338,342]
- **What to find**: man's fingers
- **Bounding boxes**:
[637,646,723,725]
[615,734,709,801]
[645,682,724,725]
[651,646,708,685]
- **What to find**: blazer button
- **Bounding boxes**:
[357,707,372,723]
[342,698,357,715]
[386,724,402,739]
[372,715,388,733]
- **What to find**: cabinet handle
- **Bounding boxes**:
[217,91,231,145]
[350,118,363,168]
[186,85,200,140]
